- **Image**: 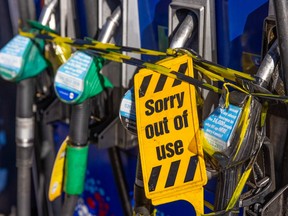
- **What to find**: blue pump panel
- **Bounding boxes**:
[216,0,268,71]
[138,0,170,62]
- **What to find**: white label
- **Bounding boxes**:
[0,35,31,79]
[54,51,93,102]
[203,104,242,152]
[54,72,83,92]
[0,53,22,69]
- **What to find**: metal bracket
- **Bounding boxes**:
[241,139,276,211]
[41,99,70,124]
[92,117,137,149]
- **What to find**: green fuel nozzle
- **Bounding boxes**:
[55,51,113,197]
[0,21,53,82]
[0,34,47,82]
[54,51,113,104]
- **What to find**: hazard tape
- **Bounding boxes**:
[18,27,254,84]
[18,28,288,104]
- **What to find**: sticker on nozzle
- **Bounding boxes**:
[0,35,31,80]
[203,104,242,152]
[54,52,92,103]
[119,88,137,134]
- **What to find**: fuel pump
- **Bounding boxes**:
[55,50,112,215]
[0,1,71,215]
[55,5,123,216]
[97,5,133,216]
[119,8,199,216]
[0,16,52,216]
[242,2,288,214]
[240,39,278,216]
[25,20,288,214]
[204,26,279,216]
[269,0,288,191]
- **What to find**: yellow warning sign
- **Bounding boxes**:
[49,137,68,201]
[134,55,207,214]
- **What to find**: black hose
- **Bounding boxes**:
[273,0,288,94]
[16,78,35,216]
[16,78,35,118]
[17,167,31,216]
[16,146,33,216]
[133,154,154,215]
[214,165,242,216]
[61,195,79,216]
[61,100,90,215]
[69,100,91,146]
[108,147,132,216]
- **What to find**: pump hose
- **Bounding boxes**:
[134,155,154,215]
[214,165,242,215]
[69,101,90,144]
[61,195,79,216]
[16,78,34,117]
[16,146,34,216]
[61,4,122,215]
[60,100,90,216]
[16,78,35,216]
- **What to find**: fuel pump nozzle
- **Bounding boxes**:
[213,39,279,216]
[59,5,123,216]
[12,2,59,215]
[15,79,35,216]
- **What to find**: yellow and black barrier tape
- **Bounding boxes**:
[18,29,254,83]
[18,29,288,103]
